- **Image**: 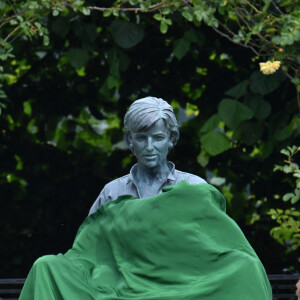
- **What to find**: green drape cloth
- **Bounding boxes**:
[20,181,272,299]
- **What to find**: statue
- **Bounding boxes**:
[19,97,272,300]
[89,97,206,214]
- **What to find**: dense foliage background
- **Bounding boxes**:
[0,0,299,277]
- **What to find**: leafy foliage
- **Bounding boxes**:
[269,146,300,251]
[90,0,300,109]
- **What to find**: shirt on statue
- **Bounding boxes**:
[88,162,206,215]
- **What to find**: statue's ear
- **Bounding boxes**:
[125,132,135,155]
[168,139,174,150]
[168,131,179,152]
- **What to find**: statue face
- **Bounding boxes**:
[130,119,172,169]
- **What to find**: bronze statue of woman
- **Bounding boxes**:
[19,97,272,300]
[89,97,206,214]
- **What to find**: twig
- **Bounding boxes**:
[4,24,21,42]
[0,15,18,29]
[0,10,7,23]
[114,0,129,9]
[282,70,293,81]
[10,30,23,44]
[297,91,300,113]
[89,2,171,13]
[242,0,261,14]
[235,8,252,30]
[271,0,284,15]
[211,26,260,56]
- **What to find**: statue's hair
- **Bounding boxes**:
[124,96,179,148]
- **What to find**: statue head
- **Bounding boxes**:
[124,97,179,168]
[124,97,179,150]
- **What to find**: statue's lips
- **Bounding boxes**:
[143,154,158,159]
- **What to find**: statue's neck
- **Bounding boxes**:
[135,161,170,184]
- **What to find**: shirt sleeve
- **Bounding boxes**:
[88,187,107,216]
[186,174,207,184]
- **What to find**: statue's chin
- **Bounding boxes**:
[140,161,160,169]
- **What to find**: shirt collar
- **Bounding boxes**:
[126,161,176,184]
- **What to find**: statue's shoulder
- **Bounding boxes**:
[174,169,207,184]
[103,174,130,191]
[98,174,133,205]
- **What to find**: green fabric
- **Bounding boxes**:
[20,181,272,299]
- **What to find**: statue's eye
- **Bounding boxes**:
[155,135,165,141]
[135,135,146,141]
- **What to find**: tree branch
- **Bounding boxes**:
[4,25,21,42]
[211,26,260,56]
[89,2,171,13]
[271,1,284,15]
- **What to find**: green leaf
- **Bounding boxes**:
[184,29,204,46]
[218,99,253,129]
[82,7,91,16]
[162,8,170,15]
[236,121,263,146]
[210,176,226,186]
[107,75,119,89]
[274,165,284,172]
[280,149,290,156]
[14,154,23,170]
[153,14,162,21]
[200,131,231,156]
[67,48,89,69]
[111,19,144,49]
[73,23,98,42]
[197,149,210,167]
[103,10,112,17]
[289,115,300,132]
[34,22,42,29]
[52,18,70,38]
[261,140,274,159]
[200,114,220,133]
[244,94,271,120]
[140,0,151,11]
[275,125,292,141]
[283,165,293,174]
[252,23,263,35]
[225,80,248,99]
[43,35,50,46]
[173,38,190,60]
[182,10,193,22]
[287,145,297,153]
[291,194,300,204]
[250,71,285,95]
[112,9,119,17]
[164,18,172,26]
[160,20,168,34]
[27,119,38,134]
[23,101,32,116]
[10,19,18,26]
[52,10,59,16]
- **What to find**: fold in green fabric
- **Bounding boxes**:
[20,181,272,299]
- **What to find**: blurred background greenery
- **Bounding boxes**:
[0,0,299,277]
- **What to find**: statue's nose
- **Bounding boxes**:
[145,137,154,151]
